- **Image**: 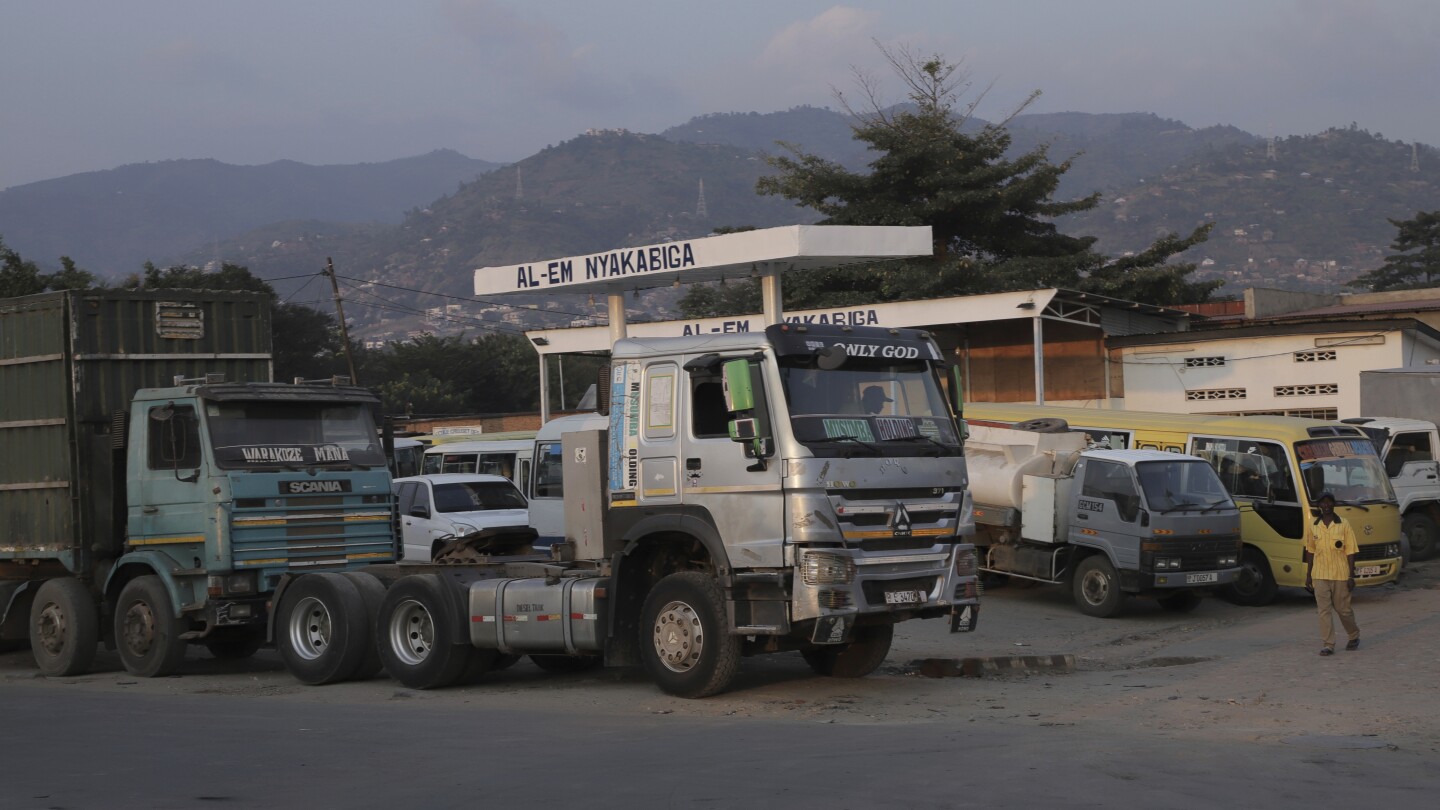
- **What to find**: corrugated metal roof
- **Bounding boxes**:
[1272,297,1440,319]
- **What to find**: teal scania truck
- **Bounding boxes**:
[0,290,395,680]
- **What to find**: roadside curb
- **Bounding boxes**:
[909,654,1076,678]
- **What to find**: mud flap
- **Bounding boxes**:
[949,604,978,633]
[810,614,854,645]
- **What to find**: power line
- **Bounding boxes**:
[334,273,601,321]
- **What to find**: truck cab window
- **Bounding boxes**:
[147,405,201,470]
[690,377,729,439]
[1082,460,1141,523]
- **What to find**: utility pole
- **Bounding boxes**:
[323,258,359,384]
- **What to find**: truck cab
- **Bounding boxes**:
[600,323,979,655]
[966,423,1242,616]
[1343,416,1440,560]
[110,379,395,675]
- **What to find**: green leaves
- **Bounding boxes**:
[1348,210,1440,291]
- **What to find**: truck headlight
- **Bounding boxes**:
[803,552,856,585]
[207,572,256,596]
[1155,557,1182,570]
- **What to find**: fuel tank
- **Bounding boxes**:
[467,576,608,654]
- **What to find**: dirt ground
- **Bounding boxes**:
[4,559,1438,756]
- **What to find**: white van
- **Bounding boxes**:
[529,413,609,547]
[420,439,533,489]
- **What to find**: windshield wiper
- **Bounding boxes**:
[881,434,951,454]
[1201,500,1233,513]
[1158,502,1202,515]
[1333,499,1370,512]
[826,435,882,456]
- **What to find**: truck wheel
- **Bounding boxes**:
[29,578,100,677]
[1157,590,1203,613]
[530,654,602,674]
[340,571,387,680]
[377,575,470,690]
[1403,512,1437,562]
[115,575,188,677]
[1073,555,1125,618]
[1223,548,1278,607]
[801,623,894,678]
[276,573,368,685]
[456,648,503,685]
[204,631,263,660]
[639,572,741,698]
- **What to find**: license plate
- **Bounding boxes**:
[1356,565,1382,577]
[1185,572,1219,584]
[884,590,924,605]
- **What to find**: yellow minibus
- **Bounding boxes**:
[966,403,1403,605]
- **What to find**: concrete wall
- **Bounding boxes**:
[1117,328,1440,418]
[1244,288,1339,320]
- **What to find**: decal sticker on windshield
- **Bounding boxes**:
[822,418,874,442]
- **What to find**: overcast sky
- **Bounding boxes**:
[3,0,1437,190]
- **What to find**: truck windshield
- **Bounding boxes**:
[1135,460,1233,513]
[1295,438,1395,504]
[208,401,385,469]
[778,357,960,457]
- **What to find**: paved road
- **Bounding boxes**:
[1,684,1431,810]
[3,561,1437,808]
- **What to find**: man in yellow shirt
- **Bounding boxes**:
[1303,491,1360,656]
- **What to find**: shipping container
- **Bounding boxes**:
[0,289,271,582]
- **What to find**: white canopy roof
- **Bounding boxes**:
[473,224,932,297]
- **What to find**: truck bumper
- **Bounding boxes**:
[792,543,980,643]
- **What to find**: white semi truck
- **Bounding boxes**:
[370,323,981,697]
[1341,416,1439,561]
[965,421,1243,617]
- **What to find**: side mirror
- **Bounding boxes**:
[949,364,965,420]
[410,505,431,519]
[721,359,754,412]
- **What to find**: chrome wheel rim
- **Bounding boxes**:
[389,599,435,667]
[287,596,332,661]
[652,600,703,673]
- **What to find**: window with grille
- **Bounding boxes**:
[1185,356,1226,367]
[1185,388,1246,401]
[1293,350,1337,362]
[1275,384,1338,397]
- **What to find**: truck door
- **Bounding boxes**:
[1386,431,1438,510]
[1073,459,1145,571]
[676,357,784,568]
[133,403,211,567]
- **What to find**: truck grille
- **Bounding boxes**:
[230,491,394,571]
[1356,543,1399,561]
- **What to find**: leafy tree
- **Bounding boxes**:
[1348,210,1440,291]
[682,46,1216,316]
[0,236,98,297]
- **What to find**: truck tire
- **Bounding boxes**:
[276,573,368,685]
[340,571,387,680]
[1403,512,1437,562]
[1072,555,1125,618]
[115,575,188,677]
[530,654,602,674]
[29,578,100,677]
[1013,418,1070,434]
[1223,548,1278,607]
[376,574,471,690]
[639,572,741,698]
[801,623,894,678]
[1157,590,1203,613]
[204,630,263,660]
[456,648,503,685]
